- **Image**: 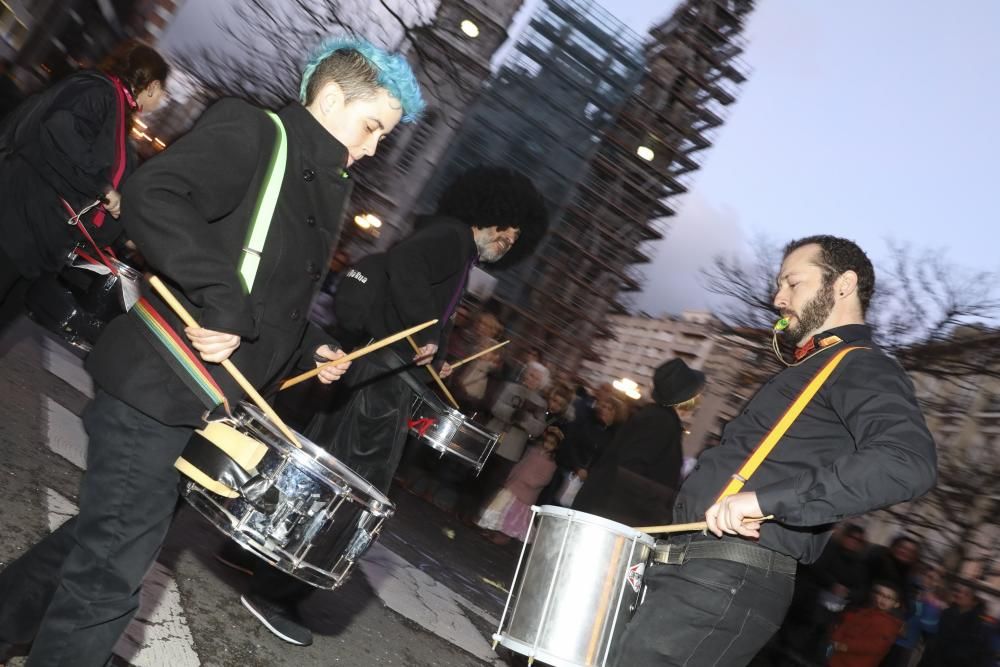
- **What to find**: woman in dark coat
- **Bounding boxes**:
[0,41,168,326]
[573,358,705,526]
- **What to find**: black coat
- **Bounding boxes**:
[573,404,683,526]
[87,99,351,426]
[0,71,135,277]
[334,215,477,350]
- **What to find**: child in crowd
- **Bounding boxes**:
[827,581,904,667]
[477,426,562,545]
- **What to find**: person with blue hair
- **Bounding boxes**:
[0,36,422,665]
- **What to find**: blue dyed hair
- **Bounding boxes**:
[299,36,425,123]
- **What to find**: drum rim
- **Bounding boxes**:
[531,505,656,546]
[237,402,394,513]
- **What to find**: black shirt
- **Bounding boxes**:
[674,324,937,564]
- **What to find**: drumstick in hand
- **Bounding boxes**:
[634,515,775,534]
[278,319,439,391]
[148,276,304,449]
[407,335,460,410]
[449,340,509,370]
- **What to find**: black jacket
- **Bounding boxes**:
[0,71,135,276]
[674,324,936,563]
[86,99,351,426]
[573,404,684,526]
[334,215,477,350]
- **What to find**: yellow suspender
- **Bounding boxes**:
[714,346,867,502]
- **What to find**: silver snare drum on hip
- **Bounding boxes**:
[408,393,499,474]
[493,505,655,667]
[177,402,394,590]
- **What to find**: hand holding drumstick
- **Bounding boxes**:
[634,492,772,536]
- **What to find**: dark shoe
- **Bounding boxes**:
[240,594,313,646]
[215,542,256,576]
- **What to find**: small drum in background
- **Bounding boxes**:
[493,505,655,667]
[179,402,394,590]
[25,256,141,352]
[408,393,499,474]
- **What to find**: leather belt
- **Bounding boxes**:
[652,538,797,575]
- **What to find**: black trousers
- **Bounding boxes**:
[0,391,191,667]
[611,554,795,667]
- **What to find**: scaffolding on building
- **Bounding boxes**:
[492,0,756,375]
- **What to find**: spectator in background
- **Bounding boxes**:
[917,582,992,667]
[866,536,922,614]
[477,426,562,545]
[827,581,904,667]
[476,361,550,505]
[534,381,578,506]
[450,336,505,414]
[549,393,625,507]
[883,565,944,667]
[446,309,502,365]
[771,524,870,666]
[573,358,704,527]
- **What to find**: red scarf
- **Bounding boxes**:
[88,74,133,229]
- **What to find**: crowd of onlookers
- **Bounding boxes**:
[752,527,998,667]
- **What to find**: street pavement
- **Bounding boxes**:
[0,317,532,667]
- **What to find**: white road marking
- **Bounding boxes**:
[41,337,94,398]
[360,542,504,665]
[44,396,88,469]
[44,488,201,667]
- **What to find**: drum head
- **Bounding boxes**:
[532,505,655,546]
[238,403,393,515]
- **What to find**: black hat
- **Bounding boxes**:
[651,358,706,407]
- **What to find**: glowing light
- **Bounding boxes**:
[636,145,654,161]
[612,377,641,400]
[460,19,480,38]
[354,213,382,230]
[153,137,166,148]
[134,118,148,130]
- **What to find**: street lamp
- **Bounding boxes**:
[460,19,480,38]
[612,377,641,400]
[636,145,654,161]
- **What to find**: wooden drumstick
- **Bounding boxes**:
[277,319,439,391]
[634,515,775,534]
[449,339,509,370]
[407,335,460,410]
[148,276,304,449]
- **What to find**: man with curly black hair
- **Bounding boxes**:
[221,164,548,644]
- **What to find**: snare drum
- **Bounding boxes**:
[408,394,500,473]
[493,506,655,667]
[178,402,394,590]
[25,256,140,352]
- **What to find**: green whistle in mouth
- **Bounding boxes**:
[773,317,789,331]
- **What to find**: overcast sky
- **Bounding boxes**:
[164,0,1000,318]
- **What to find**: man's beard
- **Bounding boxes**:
[785,281,836,345]
[476,238,510,263]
